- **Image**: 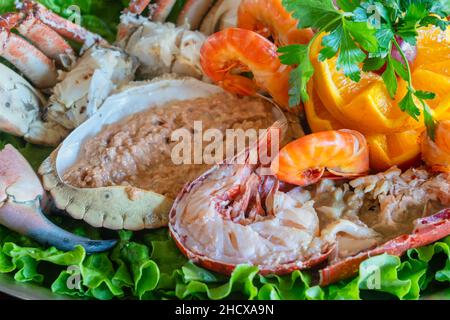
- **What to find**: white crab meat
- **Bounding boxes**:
[0,63,68,146]
[117,14,206,80]
[45,45,137,130]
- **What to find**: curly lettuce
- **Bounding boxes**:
[0,0,449,301]
[1,221,449,300]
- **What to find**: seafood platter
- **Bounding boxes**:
[0,0,449,300]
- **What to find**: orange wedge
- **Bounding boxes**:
[414,26,450,70]
[366,131,422,172]
[304,82,344,132]
[310,34,379,125]
[309,26,450,135]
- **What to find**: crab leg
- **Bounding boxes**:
[0,145,117,253]
[0,28,58,88]
[319,209,450,287]
[16,14,75,66]
[177,0,215,29]
[21,0,105,46]
[1,12,74,67]
[152,0,177,22]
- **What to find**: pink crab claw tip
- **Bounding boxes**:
[0,145,117,254]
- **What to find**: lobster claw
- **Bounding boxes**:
[0,145,117,253]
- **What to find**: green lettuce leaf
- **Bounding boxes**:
[0,0,449,301]
[1,221,450,300]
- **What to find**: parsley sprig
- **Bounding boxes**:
[280,0,449,138]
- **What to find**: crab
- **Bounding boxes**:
[0,1,136,144]
[0,0,217,146]
[116,12,206,80]
[0,144,116,253]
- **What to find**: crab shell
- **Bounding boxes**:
[116,14,206,80]
[45,45,138,130]
[0,63,68,146]
[39,77,287,231]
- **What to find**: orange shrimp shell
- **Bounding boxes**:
[237,0,313,46]
[200,28,292,109]
[271,129,370,186]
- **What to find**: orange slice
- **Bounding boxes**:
[421,60,450,77]
[414,26,450,70]
[310,26,450,135]
[411,69,450,112]
[366,131,422,172]
[310,34,379,123]
[304,82,344,132]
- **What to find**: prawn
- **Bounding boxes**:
[271,130,370,186]
[422,120,450,172]
[200,28,292,109]
[237,0,313,46]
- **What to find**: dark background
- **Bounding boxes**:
[0,293,14,300]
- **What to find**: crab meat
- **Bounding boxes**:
[117,13,206,80]
[169,144,450,280]
[0,64,68,146]
[45,45,137,130]
[0,145,116,253]
[39,77,287,231]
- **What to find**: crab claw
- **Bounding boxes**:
[0,145,117,253]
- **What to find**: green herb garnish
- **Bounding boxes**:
[280,0,450,138]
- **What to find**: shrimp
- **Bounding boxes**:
[271,130,370,186]
[237,0,314,46]
[200,28,292,109]
[422,121,450,172]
